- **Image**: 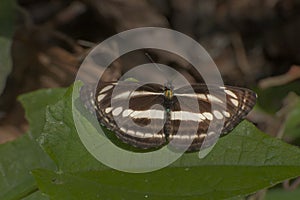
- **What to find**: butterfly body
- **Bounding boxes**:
[80,81,256,152]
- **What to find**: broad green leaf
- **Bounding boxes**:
[21,191,49,200]
[0,88,66,199]
[0,134,54,200]
[37,86,108,172]
[0,0,15,94]
[0,0,15,37]
[18,88,66,139]
[32,83,300,200]
[256,82,300,113]
[283,97,300,141]
[265,187,300,200]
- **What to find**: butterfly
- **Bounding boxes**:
[80,81,257,152]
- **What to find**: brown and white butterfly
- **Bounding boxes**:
[80,81,256,152]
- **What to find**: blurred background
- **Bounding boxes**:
[1,0,300,156]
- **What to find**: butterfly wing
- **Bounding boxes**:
[171,84,256,151]
[81,81,167,149]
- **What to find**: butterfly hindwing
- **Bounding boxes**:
[174,84,256,132]
[170,84,256,150]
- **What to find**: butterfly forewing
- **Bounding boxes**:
[94,81,167,149]
[80,81,257,151]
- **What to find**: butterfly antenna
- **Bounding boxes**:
[145,53,163,71]
[145,53,173,87]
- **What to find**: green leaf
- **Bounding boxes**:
[0,0,16,94]
[37,85,107,172]
[283,97,300,141]
[0,0,15,37]
[21,191,49,200]
[256,82,300,113]
[265,187,300,200]
[0,134,54,200]
[32,82,300,200]
[0,88,67,199]
[18,88,66,139]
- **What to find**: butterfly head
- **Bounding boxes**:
[164,81,174,100]
[164,88,173,100]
